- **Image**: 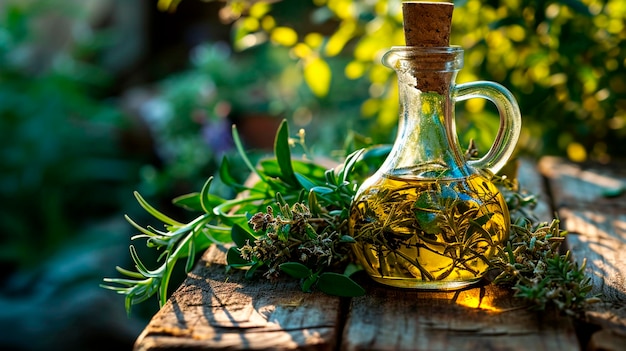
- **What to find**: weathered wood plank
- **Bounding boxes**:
[516,157,555,222]
[134,245,343,351]
[538,156,626,348]
[341,280,578,351]
[340,158,580,351]
[538,156,626,209]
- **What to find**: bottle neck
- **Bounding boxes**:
[380,46,468,179]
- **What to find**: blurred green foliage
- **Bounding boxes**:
[0,1,143,267]
[165,0,626,163]
[138,37,372,198]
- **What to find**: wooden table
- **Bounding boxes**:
[134,157,626,351]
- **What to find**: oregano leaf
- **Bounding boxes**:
[317,272,365,297]
[245,261,263,280]
[302,273,319,292]
[231,223,256,248]
[227,247,252,267]
[280,262,312,279]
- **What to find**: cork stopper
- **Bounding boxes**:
[403,1,453,47]
[401,1,455,94]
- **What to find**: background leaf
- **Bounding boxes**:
[304,57,331,97]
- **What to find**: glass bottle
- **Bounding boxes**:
[349,46,521,290]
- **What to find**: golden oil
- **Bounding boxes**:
[349,173,509,289]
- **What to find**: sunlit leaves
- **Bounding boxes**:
[304,57,331,97]
[304,33,324,49]
[157,0,182,12]
[291,43,312,60]
[249,1,271,18]
[271,27,298,46]
[354,36,384,62]
[161,0,626,161]
[566,142,587,163]
[325,20,357,57]
[326,0,355,20]
[261,15,276,31]
[345,60,365,80]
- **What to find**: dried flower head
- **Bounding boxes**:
[243,200,351,280]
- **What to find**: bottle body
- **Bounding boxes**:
[350,172,509,289]
[349,46,520,289]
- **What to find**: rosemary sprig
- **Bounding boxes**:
[101,177,236,313]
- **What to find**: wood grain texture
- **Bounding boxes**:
[134,245,343,351]
[515,157,554,222]
[538,156,626,343]
[341,280,578,351]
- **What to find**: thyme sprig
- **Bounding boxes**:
[490,175,596,315]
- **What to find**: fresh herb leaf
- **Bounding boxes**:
[318,272,366,297]
[274,120,300,187]
[280,262,312,279]
[231,223,256,248]
[227,247,253,267]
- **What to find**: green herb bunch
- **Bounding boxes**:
[490,175,596,315]
[103,120,596,316]
[232,196,365,296]
[226,143,367,296]
[102,120,369,312]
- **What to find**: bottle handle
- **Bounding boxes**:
[453,81,522,175]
